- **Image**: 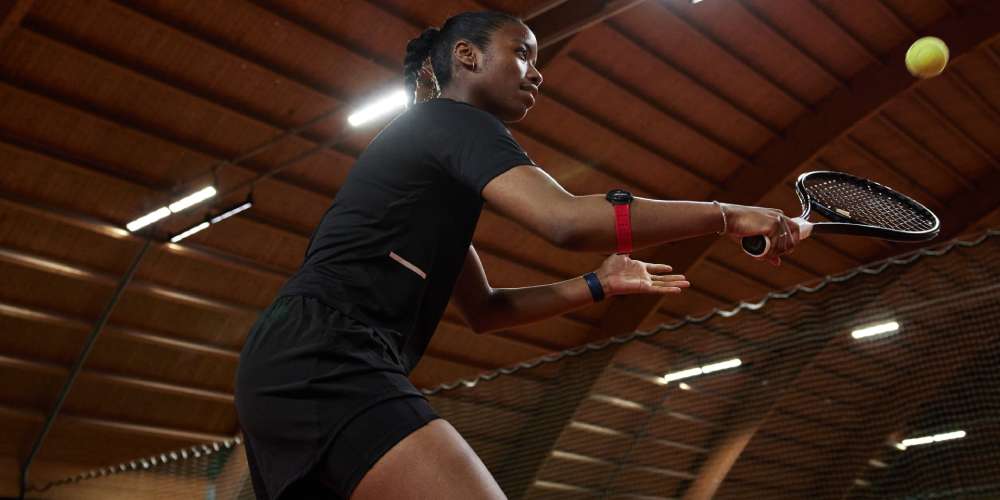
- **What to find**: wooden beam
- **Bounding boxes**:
[0,403,230,445]
[0,354,233,405]
[529,0,648,49]
[0,298,239,361]
[0,242,259,317]
[0,0,32,47]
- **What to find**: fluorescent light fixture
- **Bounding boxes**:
[851,321,899,339]
[702,358,742,373]
[347,89,409,127]
[932,430,967,442]
[169,222,210,243]
[210,201,252,224]
[692,0,704,3]
[664,357,742,383]
[126,206,171,232]
[663,367,703,383]
[168,186,217,213]
[897,430,966,450]
[678,382,691,390]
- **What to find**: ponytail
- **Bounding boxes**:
[403,28,440,104]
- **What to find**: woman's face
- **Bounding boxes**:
[472,22,543,122]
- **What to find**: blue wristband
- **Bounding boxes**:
[584,272,605,302]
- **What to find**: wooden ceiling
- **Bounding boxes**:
[1,0,998,495]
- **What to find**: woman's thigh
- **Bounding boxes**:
[350,419,507,500]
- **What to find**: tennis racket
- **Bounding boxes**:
[742,171,940,257]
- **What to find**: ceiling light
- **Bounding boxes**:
[701,358,742,373]
[169,222,210,243]
[347,89,409,127]
[126,207,171,232]
[851,321,899,339]
[168,186,217,213]
[663,367,703,383]
[663,357,742,383]
[210,201,253,224]
[897,430,966,450]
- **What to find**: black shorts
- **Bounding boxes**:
[235,295,439,499]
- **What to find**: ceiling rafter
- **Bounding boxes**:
[535,85,723,191]
[527,0,647,49]
[875,113,976,190]
[654,0,813,112]
[0,403,230,450]
[567,52,751,161]
[603,21,782,137]
[0,243,257,317]
[0,187,291,282]
[910,90,1000,171]
[0,298,239,362]
[733,0,848,89]
[109,0,350,103]
[18,17,353,171]
[0,354,233,405]
[0,0,32,47]
[0,75,338,200]
[946,70,1000,125]
[840,134,947,208]
[806,0,883,65]
[870,0,918,37]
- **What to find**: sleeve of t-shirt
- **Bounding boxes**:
[431,103,535,196]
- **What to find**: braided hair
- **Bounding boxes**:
[403,11,523,105]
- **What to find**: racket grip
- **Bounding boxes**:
[741,218,812,257]
[741,235,770,257]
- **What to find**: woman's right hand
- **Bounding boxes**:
[720,203,800,265]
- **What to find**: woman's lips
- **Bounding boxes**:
[520,88,537,106]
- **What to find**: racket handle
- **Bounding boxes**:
[741,218,813,257]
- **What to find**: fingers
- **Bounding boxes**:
[764,214,801,263]
[651,274,688,283]
[641,262,673,274]
[651,277,690,292]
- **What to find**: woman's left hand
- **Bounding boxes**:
[595,254,690,297]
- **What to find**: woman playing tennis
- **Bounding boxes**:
[235,11,800,500]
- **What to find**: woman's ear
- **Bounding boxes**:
[452,40,480,73]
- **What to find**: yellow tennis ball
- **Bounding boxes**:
[905,36,949,79]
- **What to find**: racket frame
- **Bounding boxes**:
[742,171,940,257]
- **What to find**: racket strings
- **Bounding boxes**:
[805,178,936,232]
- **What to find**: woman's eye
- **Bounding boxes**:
[516,48,528,59]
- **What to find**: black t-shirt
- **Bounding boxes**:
[279,98,534,372]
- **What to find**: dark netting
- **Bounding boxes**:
[40,229,1000,499]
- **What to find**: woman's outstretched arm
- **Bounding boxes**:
[482,165,800,264]
[453,246,689,334]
